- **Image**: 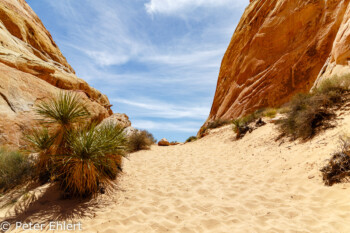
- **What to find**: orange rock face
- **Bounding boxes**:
[0,0,112,147]
[207,0,350,124]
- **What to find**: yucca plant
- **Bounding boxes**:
[35,92,90,153]
[56,123,126,196]
[25,91,127,197]
[25,128,56,183]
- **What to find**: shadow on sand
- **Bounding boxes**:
[0,183,119,229]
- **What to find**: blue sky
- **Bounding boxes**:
[26,0,249,142]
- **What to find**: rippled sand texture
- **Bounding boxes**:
[5,112,350,232]
[82,115,350,232]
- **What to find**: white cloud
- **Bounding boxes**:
[31,0,248,140]
[84,51,130,66]
[145,0,246,15]
[144,49,223,67]
[112,98,210,119]
[133,120,200,132]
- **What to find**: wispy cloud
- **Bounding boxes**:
[112,98,210,119]
[145,0,246,15]
[133,120,201,133]
[27,0,248,141]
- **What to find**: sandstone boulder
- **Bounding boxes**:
[124,126,138,137]
[158,138,170,147]
[99,113,131,129]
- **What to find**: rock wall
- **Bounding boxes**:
[0,0,112,147]
[207,0,350,124]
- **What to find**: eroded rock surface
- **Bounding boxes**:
[208,0,350,124]
[0,0,112,147]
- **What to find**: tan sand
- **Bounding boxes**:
[3,112,350,232]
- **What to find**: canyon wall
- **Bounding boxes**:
[207,0,350,124]
[0,0,112,147]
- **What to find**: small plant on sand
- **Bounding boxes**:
[0,148,33,191]
[207,119,231,129]
[26,92,127,197]
[232,118,253,139]
[321,136,350,186]
[127,130,156,152]
[185,136,197,143]
[231,108,274,140]
[277,93,335,140]
[315,74,350,96]
[277,74,350,140]
[263,108,278,118]
[199,119,231,137]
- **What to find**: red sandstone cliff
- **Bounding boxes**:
[0,0,112,146]
[207,0,350,124]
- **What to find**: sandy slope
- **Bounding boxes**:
[3,113,350,232]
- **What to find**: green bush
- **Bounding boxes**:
[315,74,350,95]
[277,93,334,140]
[0,148,33,191]
[185,136,197,143]
[263,108,277,118]
[127,130,156,152]
[277,74,350,140]
[199,119,231,137]
[207,119,231,129]
[232,119,253,139]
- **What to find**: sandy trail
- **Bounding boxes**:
[3,113,350,232]
[82,115,350,233]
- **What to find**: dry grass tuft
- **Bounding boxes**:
[185,136,197,143]
[321,136,350,186]
[277,93,335,140]
[127,130,156,152]
[0,148,33,191]
[199,119,231,137]
[277,74,350,140]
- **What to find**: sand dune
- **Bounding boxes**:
[3,113,350,232]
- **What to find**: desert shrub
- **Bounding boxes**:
[321,136,350,186]
[26,92,127,197]
[232,119,244,134]
[199,119,231,137]
[186,136,197,143]
[127,130,156,152]
[207,119,231,129]
[235,108,275,129]
[241,111,260,124]
[232,119,253,139]
[231,108,273,139]
[277,74,350,140]
[0,148,33,191]
[277,93,335,140]
[315,74,350,95]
